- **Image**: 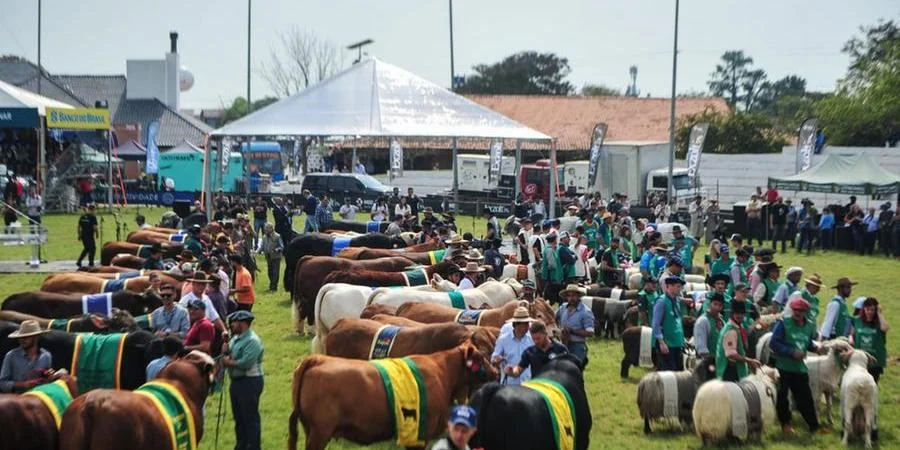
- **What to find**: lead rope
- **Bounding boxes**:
[213,356,229,450]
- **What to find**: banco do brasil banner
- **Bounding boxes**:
[46,107,110,130]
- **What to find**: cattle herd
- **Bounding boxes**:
[0,218,883,449]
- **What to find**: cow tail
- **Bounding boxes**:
[60,400,95,450]
[312,286,329,353]
[288,357,317,450]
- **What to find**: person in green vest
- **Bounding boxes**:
[728,248,751,295]
[652,276,691,370]
[636,276,660,326]
[701,274,733,316]
[693,293,725,360]
[819,277,856,340]
[731,283,759,328]
[709,243,733,277]
[752,261,782,313]
[849,297,889,383]
[772,266,804,309]
[598,212,614,248]
[770,297,827,434]
[600,236,625,287]
[540,233,566,305]
[787,273,824,322]
[620,226,639,262]
[183,224,205,258]
[670,225,699,273]
[579,213,601,252]
[221,310,264,450]
[716,300,762,381]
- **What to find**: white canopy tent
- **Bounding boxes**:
[209,57,559,216]
[0,79,74,115]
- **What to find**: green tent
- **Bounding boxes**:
[768,153,900,195]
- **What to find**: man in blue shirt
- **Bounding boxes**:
[149,284,191,339]
[862,206,879,255]
[314,195,333,232]
[818,207,835,250]
[0,320,52,393]
[555,284,595,366]
[491,306,535,385]
[302,190,318,233]
[145,336,184,380]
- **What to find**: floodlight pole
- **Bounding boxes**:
[449,0,455,90]
[37,0,42,96]
[246,0,252,115]
[666,0,680,206]
[452,137,459,209]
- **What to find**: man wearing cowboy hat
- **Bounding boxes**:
[179,272,227,337]
[221,310,264,450]
[491,306,536,385]
[819,277,857,340]
[0,320,53,392]
[701,274,732,315]
[796,274,823,322]
[716,300,761,382]
[458,262,483,291]
[142,243,165,271]
[752,261,782,312]
[149,283,191,339]
[657,254,686,290]
[652,276,691,371]
[728,247,752,293]
[555,284,594,365]
[770,297,827,434]
[772,266,803,309]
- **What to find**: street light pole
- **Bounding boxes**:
[449,0,455,90]
[246,0,252,115]
[666,0,680,206]
[37,0,41,95]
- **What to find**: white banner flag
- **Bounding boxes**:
[685,123,709,189]
[390,138,403,180]
[488,139,503,183]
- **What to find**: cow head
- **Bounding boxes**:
[107,308,137,331]
[468,327,498,359]
[462,342,498,382]
[529,299,561,339]
[431,274,456,292]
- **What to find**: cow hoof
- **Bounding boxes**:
[643,419,651,434]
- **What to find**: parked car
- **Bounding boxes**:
[300,173,393,208]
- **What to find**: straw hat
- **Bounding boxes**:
[462,262,484,273]
[445,235,469,246]
[8,320,48,338]
[188,272,212,284]
[831,277,858,289]
[804,273,823,287]
[505,306,537,324]
[560,284,586,296]
[465,249,484,261]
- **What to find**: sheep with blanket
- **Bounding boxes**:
[692,366,780,445]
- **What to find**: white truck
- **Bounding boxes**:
[456,154,516,193]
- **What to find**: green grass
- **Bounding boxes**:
[0,211,897,449]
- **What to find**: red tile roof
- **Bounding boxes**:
[465,95,730,150]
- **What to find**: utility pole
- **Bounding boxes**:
[246,0,252,115]
[666,0,680,206]
[449,0,456,90]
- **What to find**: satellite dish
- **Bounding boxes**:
[179,66,195,91]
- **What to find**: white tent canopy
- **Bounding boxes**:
[210,57,550,141]
[0,79,74,115]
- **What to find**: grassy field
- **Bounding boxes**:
[1,208,897,449]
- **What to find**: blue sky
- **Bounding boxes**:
[1,0,896,108]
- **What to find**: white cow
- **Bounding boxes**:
[311,278,457,353]
[368,286,499,311]
[500,264,537,285]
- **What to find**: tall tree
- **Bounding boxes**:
[840,19,900,92]
[259,27,341,97]
[455,51,574,95]
[221,96,279,125]
[581,84,620,96]
[707,50,754,107]
[740,69,769,111]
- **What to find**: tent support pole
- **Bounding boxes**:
[549,140,557,219]
[202,138,212,218]
[106,130,113,211]
[452,137,459,209]
[514,140,521,199]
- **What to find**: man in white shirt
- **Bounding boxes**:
[533,198,546,220]
[338,198,359,220]
[457,262,483,290]
[491,306,535,385]
[515,217,534,265]
[178,272,227,336]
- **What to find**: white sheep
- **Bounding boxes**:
[804,339,853,427]
[692,366,780,445]
[636,362,716,433]
[840,349,878,449]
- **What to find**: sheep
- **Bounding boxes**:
[805,339,853,427]
[692,366,780,445]
[840,349,879,449]
[636,360,716,433]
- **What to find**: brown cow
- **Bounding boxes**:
[108,255,145,269]
[0,310,136,333]
[67,270,187,282]
[126,230,212,246]
[41,273,183,295]
[100,241,182,266]
[321,261,459,289]
[367,313,422,327]
[324,318,498,360]
[359,304,398,318]
[0,375,79,450]
[79,265,146,274]
[292,255,417,327]
[288,342,497,450]
[59,351,214,450]
[395,299,559,334]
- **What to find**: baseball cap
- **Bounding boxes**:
[187,299,206,310]
[449,405,477,428]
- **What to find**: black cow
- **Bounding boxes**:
[468,355,592,450]
[324,220,390,234]
[282,232,409,294]
[0,321,163,391]
[1,290,162,318]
